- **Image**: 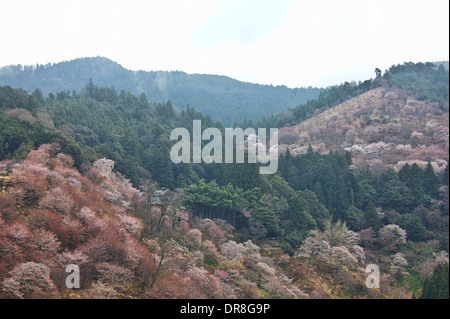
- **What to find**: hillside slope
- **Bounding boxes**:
[281,86,449,173]
[2,146,446,299]
[0,57,321,126]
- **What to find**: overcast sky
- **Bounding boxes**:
[1,0,448,88]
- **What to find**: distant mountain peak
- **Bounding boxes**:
[0,57,322,125]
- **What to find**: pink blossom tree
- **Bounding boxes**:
[39,187,74,215]
[379,224,407,253]
[185,229,202,249]
[84,281,118,299]
[3,262,58,299]
[95,262,133,288]
[118,214,143,237]
[331,246,358,270]
[350,245,366,264]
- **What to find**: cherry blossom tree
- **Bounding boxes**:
[3,262,57,299]
[299,231,331,268]
[56,249,89,266]
[6,222,30,247]
[118,214,143,237]
[390,252,408,277]
[379,224,407,253]
[198,218,226,245]
[358,228,377,249]
[95,262,133,288]
[331,246,358,270]
[186,266,222,298]
[350,245,366,264]
[9,168,48,207]
[33,229,60,255]
[0,193,17,222]
[279,127,299,145]
[185,229,202,249]
[84,281,118,299]
[202,240,220,267]
[39,187,74,215]
[220,240,260,262]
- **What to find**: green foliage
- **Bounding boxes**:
[184,179,260,228]
[282,242,295,256]
[224,161,267,191]
[377,168,415,214]
[324,219,348,247]
[298,189,330,230]
[354,170,377,208]
[442,165,449,186]
[250,206,280,237]
[423,162,440,198]
[145,124,175,189]
[420,263,449,299]
[346,205,366,232]
[1,60,448,254]
[395,214,427,242]
[439,236,449,252]
[364,201,381,232]
[270,175,316,241]
[383,62,449,107]
[278,148,356,221]
[255,79,378,129]
[0,57,322,126]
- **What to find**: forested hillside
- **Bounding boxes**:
[255,62,448,130]
[1,61,448,299]
[0,57,321,126]
[275,62,449,173]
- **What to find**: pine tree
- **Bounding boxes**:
[420,263,449,299]
[270,175,316,240]
[250,206,280,236]
[443,165,449,186]
[145,124,174,188]
[424,162,439,198]
[398,163,411,183]
[364,201,381,231]
[298,189,330,230]
[408,163,428,206]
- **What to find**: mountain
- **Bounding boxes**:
[271,61,449,173]
[255,61,449,131]
[0,145,315,299]
[281,86,449,173]
[0,57,322,126]
[1,60,449,300]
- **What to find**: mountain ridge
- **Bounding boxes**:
[280,86,449,173]
[0,56,322,126]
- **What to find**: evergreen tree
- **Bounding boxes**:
[346,205,366,232]
[395,214,427,242]
[270,175,316,241]
[364,201,381,232]
[398,163,411,183]
[144,124,174,188]
[378,169,415,214]
[420,263,449,299]
[298,189,330,230]
[408,163,430,207]
[442,165,449,186]
[250,206,280,236]
[424,162,439,198]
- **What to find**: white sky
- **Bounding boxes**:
[1,0,448,88]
